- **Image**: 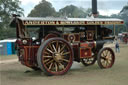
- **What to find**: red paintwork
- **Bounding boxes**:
[16,38,33,46]
[80,47,92,58]
[80,43,89,47]
[63,33,80,42]
[19,46,39,67]
[17,34,96,67]
[44,33,58,40]
[81,42,96,48]
[80,42,96,58]
[72,44,80,61]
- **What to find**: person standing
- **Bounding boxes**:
[115,39,120,53]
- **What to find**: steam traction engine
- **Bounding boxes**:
[10,17,124,75]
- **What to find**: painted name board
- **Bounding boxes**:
[23,21,124,25]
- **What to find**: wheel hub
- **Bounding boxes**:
[53,53,62,62]
[106,56,109,59]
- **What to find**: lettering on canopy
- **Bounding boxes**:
[23,21,124,25]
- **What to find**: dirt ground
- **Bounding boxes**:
[0,44,128,85]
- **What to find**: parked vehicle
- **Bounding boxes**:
[10,0,124,76]
[10,16,124,75]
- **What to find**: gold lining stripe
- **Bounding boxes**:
[23,21,124,26]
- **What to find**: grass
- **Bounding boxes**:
[0,44,128,85]
[0,55,17,61]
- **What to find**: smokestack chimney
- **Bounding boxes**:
[92,0,98,17]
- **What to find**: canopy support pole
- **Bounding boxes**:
[113,25,116,36]
[95,25,97,39]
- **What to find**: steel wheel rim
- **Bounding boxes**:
[41,39,73,74]
[100,49,114,68]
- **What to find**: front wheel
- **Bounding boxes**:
[37,38,73,76]
[81,55,97,66]
[97,47,115,69]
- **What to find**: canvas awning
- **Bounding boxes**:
[10,17,124,27]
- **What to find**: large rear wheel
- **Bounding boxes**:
[37,38,73,76]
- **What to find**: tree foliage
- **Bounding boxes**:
[119,4,128,32]
[59,5,87,18]
[0,0,128,39]
[28,0,56,17]
[28,2,91,18]
[0,0,24,39]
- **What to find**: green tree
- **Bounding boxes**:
[119,4,128,32]
[0,0,24,39]
[59,5,86,18]
[28,0,56,17]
